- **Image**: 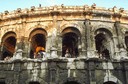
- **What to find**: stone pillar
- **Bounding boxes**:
[57,34,62,57]
[79,22,86,58]
[114,21,123,48]
[88,61,96,84]
[24,45,29,58]
[124,62,128,84]
[116,22,127,58]
[112,35,120,60]
[27,41,31,58]
[50,13,58,58]
[15,37,27,59]
[46,36,52,58]
[77,37,81,58]
[0,44,3,60]
[23,38,29,58]
[20,15,29,59]
[14,38,22,59]
[114,21,127,59]
[113,22,120,60]
[85,19,96,58]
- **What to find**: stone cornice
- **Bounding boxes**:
[0,4,128,22]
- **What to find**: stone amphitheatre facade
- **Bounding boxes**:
[0,4,128,84]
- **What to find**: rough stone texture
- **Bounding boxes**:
[0,5,128,84]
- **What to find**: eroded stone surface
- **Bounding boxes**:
[0,4,128,84]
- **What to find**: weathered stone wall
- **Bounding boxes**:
[0,59,128,84]
[0,5,128,84]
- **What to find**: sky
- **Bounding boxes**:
[0,0,128,12]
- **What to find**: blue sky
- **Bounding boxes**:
[0,0,128,12]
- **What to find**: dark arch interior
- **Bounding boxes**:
[32,34,46,47]
[30,34,46,58]
[62,32,79,57]
[0,82,6,84]
[95,33,110,59]
[29,81,40,84]
[95,28,112,37]
[2,36,16,60]
[125,36,128,50]
[64,81,80,84]
[103,81,116,84]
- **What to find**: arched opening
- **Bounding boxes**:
[95,28,113,59]
[1,32,16,60]
[0,81,6,84]
[64,81,80,84]
[125,32,128,51]
[29,81,40,84]
[103,81,116,84]
[62,27,81,58]
[29,28,47,59]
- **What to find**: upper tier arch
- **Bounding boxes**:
[60,23,82,36]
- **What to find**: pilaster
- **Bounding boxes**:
[0,43,3,60]
[112,35,120,60]
[46,36,52,55]
[114,21,127,60]
[85,19,97,58]
[50,11,59,58]
[57,34,62,57]
[13,38,26,59]
[79,21,86,58]
[88,61,96,84]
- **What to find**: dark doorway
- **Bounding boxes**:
[0,82,6,84]
[30,33,46,58]
[62,32,79,58]
[64,81,80,84]
[125,35,128,50]
[29,28,47,59]
[2,36,16,60]
[29,81,40,84]
[103,81,116,84]
[95,33,110,59]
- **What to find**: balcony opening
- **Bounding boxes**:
[125,32,128,51]
[103,81,116,84]
[64,81,80,84]
[29,28,47,59]
[95,33,110,59]
[62,27,81,58]
[30,34,46,58]
[29,81,40,84]
[0,82,6,84]
[62,32,78,57]
[1,32,16,60]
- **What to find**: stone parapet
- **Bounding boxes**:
[0,58,127,84]
[0,5,128,23]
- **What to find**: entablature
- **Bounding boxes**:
[0,5,128,23]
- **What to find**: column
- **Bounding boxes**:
[57,34,62,57]
[114,21,127,59]
[85,19,97,58]
[22,37,29,58]
[46,36,52,58]
[114,21,123,48]
[124,62,128,84]
[112,35,120,60]
[50,12,58,58]
[0,43,4,60]
[21,15,29,58]
[27,41,31,58]
[115,21,127,58]
[88,61,96,84]
[79,21,86,58]
[14,37,24,59]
